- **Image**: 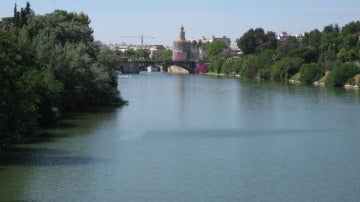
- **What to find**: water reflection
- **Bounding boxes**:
[1,73,360,201]
[0,147,109,167]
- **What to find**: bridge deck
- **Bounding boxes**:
[118,60,198,74]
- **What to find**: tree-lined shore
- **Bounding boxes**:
[1,2,360,148]
[0,3,127,147]
[205,23,360,87]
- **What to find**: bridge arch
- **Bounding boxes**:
[117,60,198,74]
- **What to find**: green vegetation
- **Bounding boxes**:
[207,23,360,86]
[0,3,126,147]
[124,49,151,60]
[236,28,277,55]
[300,63,324,84]
[152,49,172,61]
[205,40,228,59]
[271,57,304,82]
[325,63,360,86]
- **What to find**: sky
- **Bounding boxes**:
[1,0,360,46]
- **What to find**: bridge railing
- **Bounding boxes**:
[117,60,208,74]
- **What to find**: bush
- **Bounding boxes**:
[300,63,324,84]
[194,63,209,74]
[325,62,360,86]
[271,57,304,81]
[288,46,319,63]
[232,58,243,75]
[221,60,235,75]
[207,57,225,74]
[240,55,259,78]
[259,69,271,80]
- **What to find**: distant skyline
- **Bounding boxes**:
[1,0,360,46]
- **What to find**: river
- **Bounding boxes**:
[1,72,360,201]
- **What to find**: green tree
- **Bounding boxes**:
[207,57,225,74]
[321,49,336,72]
[0,3,126,147]
[221,60,236,75]
[255,50,279,79]
[205,40,228,59]
[323,24,340,35]
[236,28,277,55]
[271,57,304,81]
[263,31,278,50]
[341,21,360,36]
[341,34,359,50]
[288,46,319,63]
[300,63,323,84]
[337,48,359,63]
[230,57,244,75]
[240,55,259,79]
[278,36,300,57]
[302,29,322,47]
[0,31,62,146]
[325,63,360,86]
[13,4,21,27]
[153,49,172,61]
[125,49,137,59]
[255,49,279,68]
[135,49,150,60]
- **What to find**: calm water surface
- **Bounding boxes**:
[1,72,360,201]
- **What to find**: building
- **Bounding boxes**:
[230,45,242,58]
[276,31,307,42]
[149,45,166,59]
[172,26,232,61]
[192,36,231,47]
[212,36,231,47]
[172,26,191,61]
[277,31,289,42]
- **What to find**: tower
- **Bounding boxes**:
[180,25,186,41]
[173,26,191,61]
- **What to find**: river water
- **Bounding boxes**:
[1,72,360,201]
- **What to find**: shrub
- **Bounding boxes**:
[221,60,234,75]
[241,55,259,78]
[194,63,209,74]
[271,57,304,81]
[300,63,324,84]
[325,62,360,86]
[207,57,225,74]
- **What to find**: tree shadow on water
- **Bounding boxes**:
[0,108,117,169]
[0,147,109,168]
[0,200,36,202]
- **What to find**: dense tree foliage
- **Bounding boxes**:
[0,31,61,146]
[152,49,172,61]
[205,40,228,59]
[271,57,304,81]
[236,28,277,55]
[207,57,225,74]
[0,3,126,147]
[325,63,360,86]
[299,63,323,84]
[208,21,360,87]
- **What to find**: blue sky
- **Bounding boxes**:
[1,0,360,46]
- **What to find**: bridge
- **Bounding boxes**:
[117,60,197,74]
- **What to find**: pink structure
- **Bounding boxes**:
[194,63,209,74]
[172,26,191,61]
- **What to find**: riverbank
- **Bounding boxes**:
[205,71,360,90]
[205,72,240,78]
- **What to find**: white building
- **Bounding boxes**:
[277,31,289,42]
[190,36,231,47]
